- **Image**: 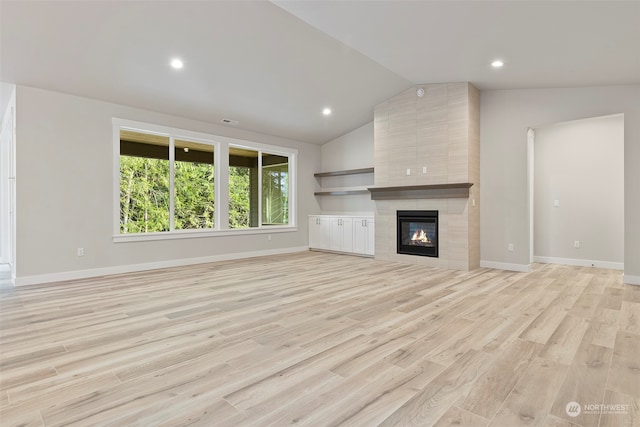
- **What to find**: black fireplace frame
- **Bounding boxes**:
[396,210,439,257]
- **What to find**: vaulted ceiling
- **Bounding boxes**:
[1,1,638,144]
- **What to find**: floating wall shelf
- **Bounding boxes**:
[314,167,374,196]
[314,190,371,196]
[368,183,473,200]
[314,167,374,178]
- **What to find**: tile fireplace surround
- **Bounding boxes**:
[371,83,480,271]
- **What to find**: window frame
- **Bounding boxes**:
[113,118,297,242]
[227,143,292,229]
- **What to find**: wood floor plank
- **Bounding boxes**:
[613,331,640,360]
[599,389,640,427]
[623,285,640,304]
[620,301,640,335]
[519,294,575,344]
[6,372,121,409]
[0,400,44,426]
[224,334,370,410]
[590,307,621,349]
[460,338,541,419]
[383,317,472,368]
[379,349,492,426]
[539,314,590,365]
[606,353,640,398]
[488,357,568,427]
[0,252,636,426]
[548,344,613,427]
[542,414,582,427]
[433,406,489,427]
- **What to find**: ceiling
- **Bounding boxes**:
[1,1,638,145]
[275,1,640,90]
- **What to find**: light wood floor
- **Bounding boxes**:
[1,252,639,427]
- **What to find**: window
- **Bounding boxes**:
[229,147,258,229]
[174,140,215,230]
[119,130,170,233]
[228,147,291,228]
[118,128,216,235]
[262,152,289,226]
[114,119,296,240]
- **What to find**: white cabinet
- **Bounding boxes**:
[309,216,330,250]
[330,217,353,253]
[353,217,375,255]
[309,215,374,257]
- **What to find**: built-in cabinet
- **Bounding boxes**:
[308,216,330,249]
[330,217,353,252]
[353,217,375,255]
[309,215,374,256]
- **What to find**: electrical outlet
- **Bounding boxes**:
[508,243,514,252]
[406,168,411,176]
[554,200,560,207]
[77,247,84,257]
[472,199,476,207]
[574,240,580,248]
[268,234,272,241]
[422,166,427,174]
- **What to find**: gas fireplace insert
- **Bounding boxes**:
[397,210,438,257]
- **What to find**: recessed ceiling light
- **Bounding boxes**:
[491,59,504,68]
[322,108,332,116]
[170,58,184,69]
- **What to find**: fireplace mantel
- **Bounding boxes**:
[368,183,473,200]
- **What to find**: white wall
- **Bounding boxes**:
[15,85,321,283]
[318,122,375,214]
[1,82,16,121]
[1,85,16,267]
[534,114,624,267]
[481,85,640,283]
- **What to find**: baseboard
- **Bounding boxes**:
[533,256,624,271]
[623,275,640,286]
[480,260,531,273]
[16,246,309,286]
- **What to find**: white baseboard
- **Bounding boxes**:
[16,246,309,286]
[533,256,624,271]
[480,260,531,273]
[623,275,640,286]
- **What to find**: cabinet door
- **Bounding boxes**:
[330,217,353,253]
[309,216,330,250]
[309,217,320,249]
[330,218,342,251]
[341,218,353,253]
[353,218,366,254]
[365,219,375,255]
[353,217,374,255]
[318,217,330,249]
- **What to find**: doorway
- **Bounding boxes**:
[529,114,624,269]
[1,89,16,285]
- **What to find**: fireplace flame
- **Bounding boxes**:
[411,229,431,244]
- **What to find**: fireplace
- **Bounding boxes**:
[397,210,438,257]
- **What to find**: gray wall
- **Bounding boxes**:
[481,85,640,280]
[16,86,321,279]
[318,122,375,214]
[534,114,624,266]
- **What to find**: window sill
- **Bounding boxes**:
[113,226,298,243]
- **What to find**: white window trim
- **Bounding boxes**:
[112,118,297,243]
